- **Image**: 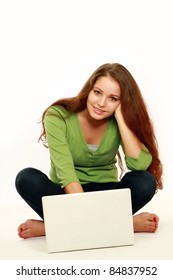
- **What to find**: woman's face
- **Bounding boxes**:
[86,76,121,121]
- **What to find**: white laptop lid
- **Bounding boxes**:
[42,188,134,253]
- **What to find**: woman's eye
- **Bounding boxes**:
[110,97,117,101]
[94,90,101,95]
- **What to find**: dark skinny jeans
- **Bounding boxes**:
[15,167,157,219]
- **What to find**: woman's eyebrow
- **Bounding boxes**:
[109,93,120,98]
[93,86,103,92]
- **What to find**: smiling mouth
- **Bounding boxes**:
[93,106,105,114]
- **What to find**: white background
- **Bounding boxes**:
[0,0,172,207]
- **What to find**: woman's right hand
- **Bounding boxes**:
[64,182,84,194]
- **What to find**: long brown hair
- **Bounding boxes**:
[39,63,163,189]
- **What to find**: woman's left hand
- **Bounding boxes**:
[114,103,122,119]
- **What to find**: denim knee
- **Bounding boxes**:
[15,167,35,195]
[139,171,157,197]
[120,170,157,213]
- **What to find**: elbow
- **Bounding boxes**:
[125,155,152,171]
[126,162,149,171]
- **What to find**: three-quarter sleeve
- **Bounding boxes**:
[44,107,79,187]
[125,144,152,171]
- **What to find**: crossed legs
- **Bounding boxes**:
[15,168,158,239]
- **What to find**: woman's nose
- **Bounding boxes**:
[98,97,106,107]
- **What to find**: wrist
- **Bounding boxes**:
[64,182,83,194]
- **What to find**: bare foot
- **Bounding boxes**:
[18,219,45,239]
[133,212,159,233]
[18,212,159,238]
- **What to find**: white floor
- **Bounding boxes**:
[0,190,173,260]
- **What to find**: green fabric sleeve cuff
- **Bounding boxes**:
[125,144,152,171]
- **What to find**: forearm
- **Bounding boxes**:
[115,107,142,158]
[64,182,84,194]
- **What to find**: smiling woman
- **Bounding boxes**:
[85,76,121,121]
[77,76,122,145]
[15,63,163,239]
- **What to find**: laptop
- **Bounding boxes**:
[42,188,134,253]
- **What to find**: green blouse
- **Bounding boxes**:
[44,106,152,188]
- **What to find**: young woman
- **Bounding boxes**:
[15,63,163,239]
